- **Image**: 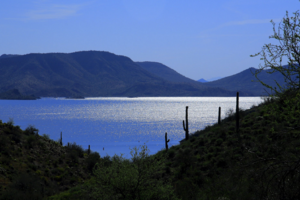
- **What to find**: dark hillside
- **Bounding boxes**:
[48,88,300,199]
[0,121,101,199]
[0,89,37,100]
[136,61,197,83]
[157,88,300,199]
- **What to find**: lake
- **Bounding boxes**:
[0,97,262,158]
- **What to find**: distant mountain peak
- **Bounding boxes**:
[197,78,208,83]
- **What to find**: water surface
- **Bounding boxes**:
[0,97,262,157]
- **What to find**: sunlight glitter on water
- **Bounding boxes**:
[0,97,262,157]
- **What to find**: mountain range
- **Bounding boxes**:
[0,51,292,98]
[0,51,242,98]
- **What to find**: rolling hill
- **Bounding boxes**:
[202,67,292,96]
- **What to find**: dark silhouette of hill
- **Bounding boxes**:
[136,61,196,83]
[203,67,292,96]
[0,89,37,100]
[135,61,253,96]
[0,51,240,97]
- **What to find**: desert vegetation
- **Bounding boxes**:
[0,87,299,199]
[0,121,101,200]
[42,87,299,200]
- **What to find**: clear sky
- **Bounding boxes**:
[0,0,299,80]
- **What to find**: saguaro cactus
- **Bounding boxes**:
[88,145,90,155]
[165,132,170,151]
[236,92,240,141]
[218,107,221,125]
[60,132,63,146]
[183,106,189,140]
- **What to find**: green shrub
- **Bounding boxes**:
[215,138,224,146]
[35,170,42,176]
[42,134,50,140]
[54,175,62,182]
[45,168,50,176]
[0,135,9,152]
[168,149,176,159]
[66,142,84,158]
[24,125,39,136]
[0,173,44,200]
[86,151,100,173]
[0,156,11,165]
[6,118,14,127]
[175,177,200,200]
[25,135,37,149]
[92,144,179,200]
[68,150,79,163]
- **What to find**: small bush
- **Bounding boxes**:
[225,108,235,120]
[6,118,14,127]
[168,149,176,158]
[68,150,79,163]
[66,142,84,158]
[86,151,101,173]
[24,125,39,136]
[42,134,50,140]
[11,132,21,144]
[215,138,224,146]
[0,135,9,151]
[101,155,112,167]
[0,173,44,200]
[92,144,178,200]
[25,135,38,149]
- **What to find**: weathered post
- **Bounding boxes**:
[218,107,221,125]
[183,106,189,140]
[236,92,240,141]
[88,145,90,155]
[165,132,170,151]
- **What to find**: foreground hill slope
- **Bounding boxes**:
[0,51,240,97]
[49,88,300,199]
[0,122,101,199]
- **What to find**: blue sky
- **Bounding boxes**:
[0,0,299,80]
